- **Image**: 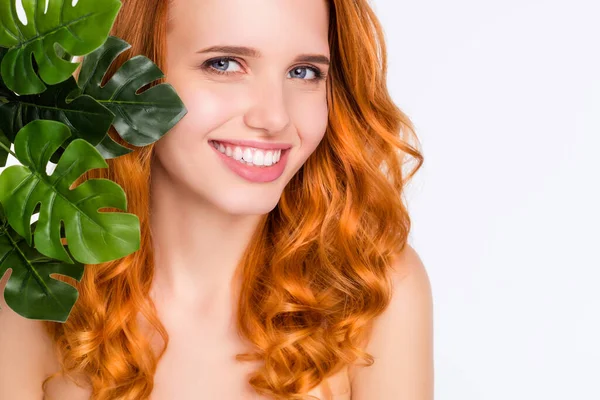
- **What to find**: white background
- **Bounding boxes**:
[371,0,600,399]
[5,0,600,398]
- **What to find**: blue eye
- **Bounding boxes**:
[208,58,243,74]
[202,57,326,82]
[288,67,319,80]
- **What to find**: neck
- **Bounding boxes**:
[148,157,265,316]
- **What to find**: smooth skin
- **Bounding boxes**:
[0,0,433,399]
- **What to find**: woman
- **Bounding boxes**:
[0,0,433,399]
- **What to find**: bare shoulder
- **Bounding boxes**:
[382,243,431,285]
[0,270,60,399]
[349,244,434,400]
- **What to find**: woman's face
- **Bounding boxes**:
[155,0,330,216]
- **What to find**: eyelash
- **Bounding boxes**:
[201,56,327,83]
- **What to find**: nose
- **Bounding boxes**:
[243,77,291,135]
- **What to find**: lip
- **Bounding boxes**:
[210,138,292,151]
[209,141,290,183]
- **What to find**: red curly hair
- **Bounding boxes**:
[42,0,424,399]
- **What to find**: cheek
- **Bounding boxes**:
[289,94,329,148]
[169,81,244,143]
[152,80,243,178]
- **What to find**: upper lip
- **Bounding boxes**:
[210,139,292,151]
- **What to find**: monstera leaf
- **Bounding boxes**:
[0,0,122,95]
[0,46,113,152]
[0,204,84,322]
[93,129,135,160]
[0,74,114,163]
[77,35,187,157]
[0,119,140,265]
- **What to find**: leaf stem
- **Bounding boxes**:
[0,139,17,159]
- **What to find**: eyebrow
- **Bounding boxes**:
[196,45,330,66]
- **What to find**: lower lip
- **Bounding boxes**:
[209,141,291,183]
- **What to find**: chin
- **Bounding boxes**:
[210,191,282,217]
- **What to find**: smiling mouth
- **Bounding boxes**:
[209,140,292,183]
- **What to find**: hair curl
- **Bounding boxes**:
[42,0,424,399]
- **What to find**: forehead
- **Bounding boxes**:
[167,0,330,55]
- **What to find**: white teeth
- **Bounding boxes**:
[211,140,283,167]
[264,151,273,166]
[242,148,253,163]
[233,146,243,160]
[253,150,264,166]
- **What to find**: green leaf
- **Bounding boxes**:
[93,131,134,159]
[0,119,140,265]
[0,74,114,149]
[0,204,84,322]
[78,36,187,153]
[0,0,122,95]
[0,45,122,162]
